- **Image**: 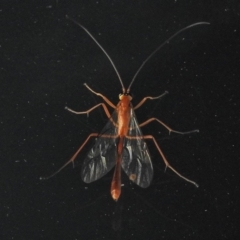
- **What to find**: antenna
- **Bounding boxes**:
[66,15,126,93]
[126,22,210,93]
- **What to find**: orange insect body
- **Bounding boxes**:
[111,94,132,200]
[41,16,209,201]
[117,95,132,136]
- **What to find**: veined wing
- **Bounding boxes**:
[81,110,118,183]
[121,108,153,188]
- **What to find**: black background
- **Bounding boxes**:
[1,1,238,239]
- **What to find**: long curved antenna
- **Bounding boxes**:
[126,22,210,93]
[66,15,126,93]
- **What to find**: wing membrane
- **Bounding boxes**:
[81,110,118,183]
[121,109,153,188]
[81,107,153,188]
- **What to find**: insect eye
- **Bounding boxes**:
[119,93,123,100]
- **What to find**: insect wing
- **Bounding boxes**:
[121,109,153,188]
[81,110,118,183]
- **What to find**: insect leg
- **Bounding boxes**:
[139,118,199,135]
[40,133,99,180]
[143,135,199,187]
[65,103,118,128]
[84,83,116,108]
[133,91,168,110]
[65,102,112,118]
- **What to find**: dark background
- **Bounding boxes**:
[1,1,238,239]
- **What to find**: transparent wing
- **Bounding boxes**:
[81,110,118,183]
[121,109,153,188]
